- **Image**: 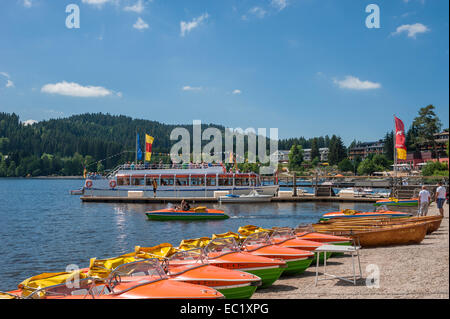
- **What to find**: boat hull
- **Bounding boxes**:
[315,223,428,248]
[146,209,229,221]
[243,267,285,288]
[216,284,257,299]
[146,212,229,221]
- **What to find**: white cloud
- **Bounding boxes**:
[81,0,113,7]
[248,6,267,19]
[6,80,14,88]
[271,0,288,11]
[391,23,430,38]
[23,0,32,8]
[124,0,145,13]
[182,86,202,91]
[133,17,149,30]
[333,76,381,90]
[232,89,242,95]
[41,81,117,97]
[23,119,38,126]
[180,13,209,37]
[0,72,14,88]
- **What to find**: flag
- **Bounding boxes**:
[228,152,233,163]
[83,167,87,179]
[394,116,407,160]
[136,133,143,161]
[145,134,154,162]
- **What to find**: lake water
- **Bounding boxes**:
[0,178,375,291]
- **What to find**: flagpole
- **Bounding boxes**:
[393,115,397,177]
[393,115,398,198]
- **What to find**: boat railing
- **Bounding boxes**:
[106,163,225,178]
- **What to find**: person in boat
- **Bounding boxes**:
[177,199,190,211]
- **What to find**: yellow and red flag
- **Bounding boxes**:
[145,134,154,162]
[394,116,407,160]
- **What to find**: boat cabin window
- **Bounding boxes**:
[235,177,250,186]
[218,176,233,186]
[206,176,216,186]
[176,177,189,187]
[146,177,159,186]
[190,176,205,186]
[132,177,144,186]
[160,177,174,186]
[117,176,130,186]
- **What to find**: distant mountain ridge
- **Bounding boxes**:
[0,112,335,176]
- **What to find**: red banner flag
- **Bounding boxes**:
[145,134,154,162]
[394,116,407,160]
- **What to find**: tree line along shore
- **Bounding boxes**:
[0,105,448,178]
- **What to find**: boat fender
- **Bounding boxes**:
[85,180,93,188]
[109,180,117,189]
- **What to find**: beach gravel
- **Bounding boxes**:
[252,203,449,299]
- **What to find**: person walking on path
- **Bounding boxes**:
[435,182,447,217]
[152,179,158,198]
[418,186,431,216]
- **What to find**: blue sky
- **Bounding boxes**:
[0,0,448,145]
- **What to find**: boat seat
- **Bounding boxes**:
[131,272,146,277]
[71,289,89,296]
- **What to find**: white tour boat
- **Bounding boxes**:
[81,163,279,198]
[218,189,273,203]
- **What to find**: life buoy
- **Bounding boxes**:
[85,180,93,188]
[109,180,117,188]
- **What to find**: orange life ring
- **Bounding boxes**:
[85,180,93,188]
[109,180,117,188]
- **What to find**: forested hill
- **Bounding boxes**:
[0,112,226,177]
[0,112,342,177]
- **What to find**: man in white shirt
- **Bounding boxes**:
[418,186,431,216]
[435,182,447,217]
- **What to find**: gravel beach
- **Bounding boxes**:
[253,203,449,299]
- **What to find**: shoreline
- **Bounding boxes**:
[252,202,449,299]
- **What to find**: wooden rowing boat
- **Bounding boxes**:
[316,215,443,235]
[311,222,428,248]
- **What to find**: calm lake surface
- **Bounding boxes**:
[0,178,375,291]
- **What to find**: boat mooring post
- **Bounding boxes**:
[293,172,297,197]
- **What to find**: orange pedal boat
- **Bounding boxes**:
[8,259,223,299]
[166,248,261,299]
[201,237,287,288]
[239,231,314,276]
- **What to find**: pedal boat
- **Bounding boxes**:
[200,238,287,288]
[374,198,418,207]
[269,228,331,263]
[295,231,354,256]
[146,207,229,221]
[239,231,314,276]
[166,248,261,299]
[10,260,223,299]
[320,210,412,221]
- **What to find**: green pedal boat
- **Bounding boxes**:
[146,207,229,221]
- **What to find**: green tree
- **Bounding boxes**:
[412,105,442,158]
[310,138,320,161]
[338,158,354,172]
[421,161,448,176]
[7,161,16,177]
[383,131,394,161]
[288,143,304,170]
[328,135,346,165]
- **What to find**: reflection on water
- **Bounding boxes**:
[0,179,375,291]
